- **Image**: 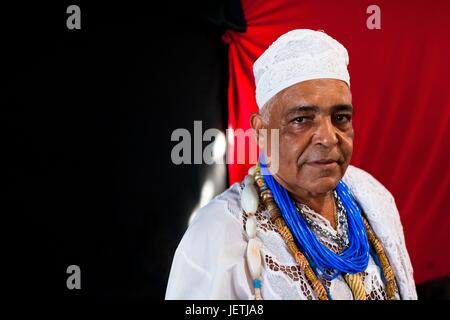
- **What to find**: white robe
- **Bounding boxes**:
[165,165,417,300]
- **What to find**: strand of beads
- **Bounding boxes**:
[362,217,398,300]
[253,165,329,300]
[241,166,263,300]
[343,273,367,300]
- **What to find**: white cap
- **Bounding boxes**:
[253,29,350,109]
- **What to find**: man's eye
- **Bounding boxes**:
[335,114,352,122]
[293,117,307,123]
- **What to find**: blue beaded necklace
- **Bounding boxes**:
[260,155,370,280]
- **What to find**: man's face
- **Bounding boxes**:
[254,79,354,196]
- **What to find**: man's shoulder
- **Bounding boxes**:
[177,183,245,252]
[190,182,244,227]
[343,165,394,201]
[172,183,247,276]
[343,165,402,236]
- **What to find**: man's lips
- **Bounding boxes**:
[307,159,339,168]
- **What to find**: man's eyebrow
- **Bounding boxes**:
[285,105,320,116]
[332,104,354,112]
[284,104,354,117]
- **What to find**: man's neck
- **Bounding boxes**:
[272,173,337,229]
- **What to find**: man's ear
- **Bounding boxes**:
[250,112,266,149]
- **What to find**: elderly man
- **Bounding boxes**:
[166,29,417,300]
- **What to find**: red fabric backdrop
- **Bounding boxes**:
[223,0,450,284]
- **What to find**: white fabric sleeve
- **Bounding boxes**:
[165,198,253,300]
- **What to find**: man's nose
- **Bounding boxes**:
[313,117,338,148]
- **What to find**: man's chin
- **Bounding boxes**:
[306,176,340,194]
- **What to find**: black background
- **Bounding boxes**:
[4,0,244,300]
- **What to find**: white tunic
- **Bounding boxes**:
[165,165,417,300]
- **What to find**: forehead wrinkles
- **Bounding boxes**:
[265,81,352,123]
[283,82,352,110]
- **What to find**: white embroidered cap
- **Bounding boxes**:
[253,29,350,109]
